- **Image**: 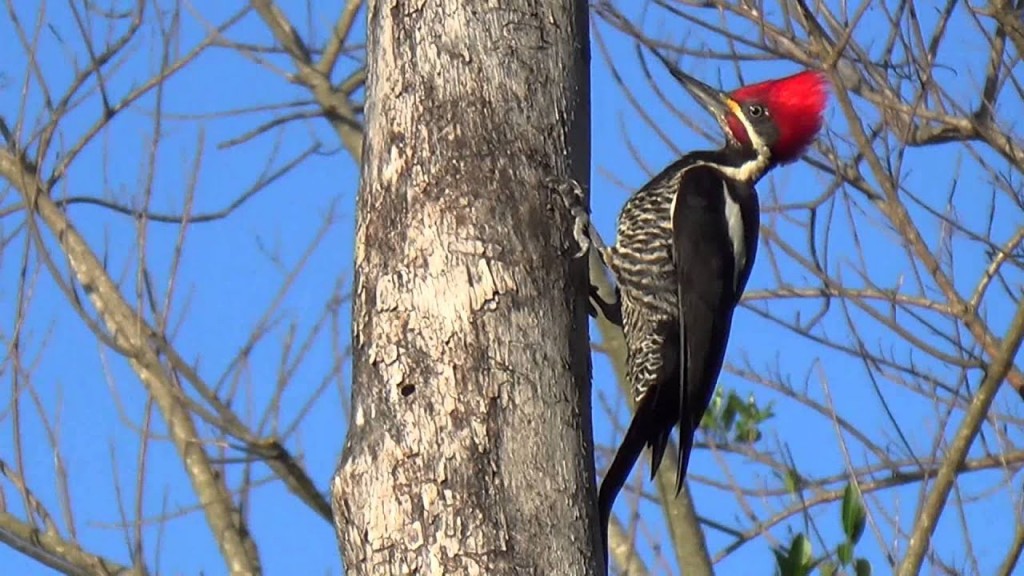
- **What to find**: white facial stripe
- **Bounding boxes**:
[722,180,746,291]
[721,100,772,183]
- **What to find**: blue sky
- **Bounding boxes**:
[1,1,1021,575]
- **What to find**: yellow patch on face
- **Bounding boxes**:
[724,97,754,148]
[725,98,743,117]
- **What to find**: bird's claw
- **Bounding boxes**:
[546,177,593,259]
[571,211,591,258]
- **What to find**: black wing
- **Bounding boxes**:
[670,166,750,490]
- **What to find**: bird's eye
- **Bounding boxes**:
[748,105,766,118]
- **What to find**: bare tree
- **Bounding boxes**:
[0,1,366,573]
[330,0,601,573]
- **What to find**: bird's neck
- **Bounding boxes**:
[705,145,772,185]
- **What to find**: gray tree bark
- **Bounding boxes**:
[331,1,597,574]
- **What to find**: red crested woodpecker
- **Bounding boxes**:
[553,53,828,561]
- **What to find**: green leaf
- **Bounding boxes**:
[745,393,767,420]
[700,389,775,442]
[788,534,812,573]
[837,541,853,566]
[722,392,742,431]
[734,421,761,444]
[775,535,815,576]
[773,548,791,576]
[700,388,725,431]
[782,467,803,495]
[842,483,867,544]
[854,558,872,576]
[818,560,836,576]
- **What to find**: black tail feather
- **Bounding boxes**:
[675,425,696,494]
[597,397,654,569]
[597,384,679,568]
[648,428,671,480]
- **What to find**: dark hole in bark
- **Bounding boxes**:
[400,384,416,397]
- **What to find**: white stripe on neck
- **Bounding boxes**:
[721,180,746,290]
[666,163,749,292]
[715,155,769,183]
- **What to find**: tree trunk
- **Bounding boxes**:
[331,1,596,574]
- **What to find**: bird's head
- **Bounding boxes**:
[658,56,829,168]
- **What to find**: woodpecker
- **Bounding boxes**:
[554,55,828,556]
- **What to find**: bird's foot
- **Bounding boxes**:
[546,177,594,258]
[589,284,623,327]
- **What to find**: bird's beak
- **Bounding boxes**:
[650,51,741,129]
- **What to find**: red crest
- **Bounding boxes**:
[726,71,829,164]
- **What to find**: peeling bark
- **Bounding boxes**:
[332,1,596,574]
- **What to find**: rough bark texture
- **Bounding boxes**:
[332,1,596,574]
